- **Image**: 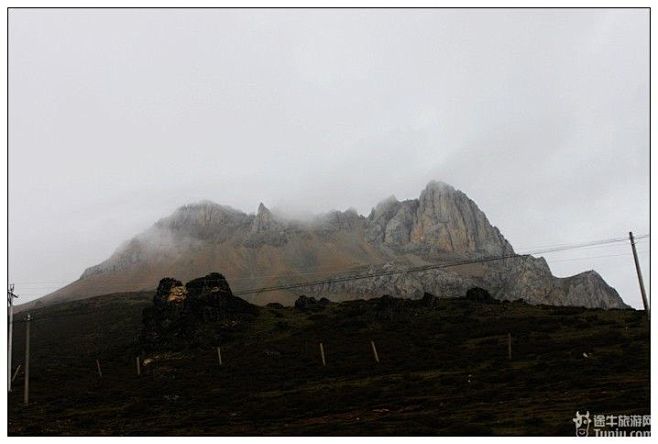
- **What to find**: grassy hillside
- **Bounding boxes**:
[7,290,650,436]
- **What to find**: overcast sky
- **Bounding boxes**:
[9,8,649,308]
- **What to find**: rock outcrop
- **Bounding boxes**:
[366,182,513,257]
[141,273,256,349]
[465,287,495,303]
[244,203,288,247]
[294,295,331,311]
[411,182,514,256]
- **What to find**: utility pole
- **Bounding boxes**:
[629,232,650,320]
[24,313,31,406]
[7,284,18,392]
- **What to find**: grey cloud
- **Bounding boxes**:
[8,8,649,307]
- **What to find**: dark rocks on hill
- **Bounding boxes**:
[266,302,284,309]
[185,273,256,320]
[375,294,407,320]
[421,292,441,308]
[141,273,256,350]
[294,295,327,311]
[465,287,495,303]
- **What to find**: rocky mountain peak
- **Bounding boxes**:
[422,180,456,194]
[159,201,247,229]
[317,208,365,231]
[257,202,269,215]
[252,202,279,233]
[152,201,251,242]
[411,181,513,256]
[365,181,513,257]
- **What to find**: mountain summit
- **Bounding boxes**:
[26,181,626,310]
[366,181,513,257]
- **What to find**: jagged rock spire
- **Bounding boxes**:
[251,202,278,233]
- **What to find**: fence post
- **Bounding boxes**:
[136,356,141,376]
[319,342,326,366]
[11,364,21,383]
[371,340,380,363]
[96,359,103,378]
[217,346,223,366]
[507,333,512,360]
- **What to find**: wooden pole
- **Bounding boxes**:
[319,342,326,366]
[8,284,15,392]
[136,356,141,377]
[11,364,21,383]
[629,232,650,320]
[216,346,223,366]
[96,359,103,378]
[507,333,512,360]
[24,314,31,405]
[371,340,380,363]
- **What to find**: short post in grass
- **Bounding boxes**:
[11,364,21,383]
[96,359,103,378]
[319,342,326,366]
[136,356,141,376]
[216,346,223,366]
[507,333,512,360]
[371,340,380,363]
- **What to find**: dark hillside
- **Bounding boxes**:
[7,288,650,436]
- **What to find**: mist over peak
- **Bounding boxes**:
[21,180,627,312]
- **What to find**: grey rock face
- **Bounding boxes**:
[366,182,513,257]
[81,238,147,279]
[317,209,365,232]
[305,262,479,301]
[304,256,627,309]
[484,256,628,308]
[244,203,288,247]
[410,181,513,256]
[559,270,625,309]
[157,201,252,241]
[251,203,279,233]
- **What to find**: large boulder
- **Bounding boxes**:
[141,273,256,350]
[465,287,495,303]
[374,294,407,320]
[294,295,320,311]
[421,291,441,308]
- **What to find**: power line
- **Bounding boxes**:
[548,251,642,264]
[233,253,528,296]
[519,235,648,256]
[233,234,650,297]
[12,249,648,325]
[11,234,651,301]
[11,233,650,289]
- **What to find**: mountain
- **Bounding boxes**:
[20,181,627,310]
